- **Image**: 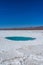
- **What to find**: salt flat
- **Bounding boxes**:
[0,30,43,65]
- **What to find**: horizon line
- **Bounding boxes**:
[0,26,43,30]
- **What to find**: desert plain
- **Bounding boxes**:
[0,30,43,65]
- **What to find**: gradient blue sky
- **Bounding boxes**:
[0,0,43,28]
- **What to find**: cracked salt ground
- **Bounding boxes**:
[0,45,43,65]
[0,30,43,65]
[17,45,43,56]
[0,54,43,65]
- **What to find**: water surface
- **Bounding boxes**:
[5,36,36,41]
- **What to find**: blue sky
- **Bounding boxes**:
[0,0,43,28]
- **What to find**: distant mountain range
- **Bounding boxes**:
[0,26,43,30]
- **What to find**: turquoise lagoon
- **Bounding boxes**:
[5,37,36,41]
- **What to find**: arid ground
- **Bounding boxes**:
[0,30,43,65]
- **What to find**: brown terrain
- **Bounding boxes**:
[0,26,43,30]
